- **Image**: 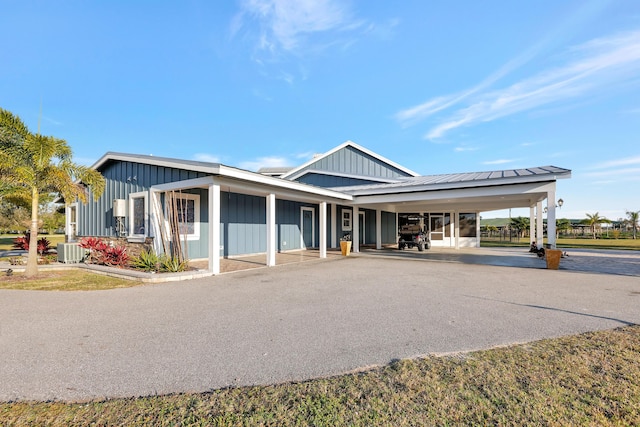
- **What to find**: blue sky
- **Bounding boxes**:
[2,0,639,220]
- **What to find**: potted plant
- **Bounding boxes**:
[340,234,352,256]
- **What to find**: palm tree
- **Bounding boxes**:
[509,216,530,241]
[0,108,105,276]
[556,218,572,238]
[627,210,640,239]
[582,212,611,239]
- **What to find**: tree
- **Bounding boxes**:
[509,216,530,240]
[581,212,611,239]
[0,108,105,276]
[556,218,572,238]
[627,210,640,239]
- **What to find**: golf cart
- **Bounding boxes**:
[398,223,431,251]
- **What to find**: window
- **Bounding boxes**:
[129,191,148,239]
[444,213,451,237]
[342,209,352,231]
[166,193,200,240]
[67,203,78,241]
[459,213,477,237]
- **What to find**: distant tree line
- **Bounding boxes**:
[482,210,640,240]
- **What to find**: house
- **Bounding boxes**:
[67,141,571,274]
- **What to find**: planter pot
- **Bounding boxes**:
[546,249,562,270]
[340,241,352,256]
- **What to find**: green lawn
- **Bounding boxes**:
[1,326,639,426]
[0,270,139,291]
[482,236,640,250]
[0,233,66,252]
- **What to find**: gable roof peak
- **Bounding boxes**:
[281,140,419,180]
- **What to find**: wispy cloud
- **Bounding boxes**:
[483,159,519,165]
[582,155,640,184]
[233,0,364,54]
[454,146,478,152]
[395,38,547,127]
[584,167,640,179]
[396,29,640,140]
[591,155,640,169]
[42,115,62,126]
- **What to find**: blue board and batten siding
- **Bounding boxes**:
[291,146,412,187]
[77,160,210,258]
[220,194,324,256]
[78,160,207,237]
[296,174,383,188]
[77,159,337,259]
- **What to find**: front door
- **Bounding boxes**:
[430,214,444,242]
[359,212,365,245]
[301,207,315,248]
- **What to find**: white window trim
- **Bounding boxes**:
[66,202,78,242]
[342,209,352,231]
[301,207,315,248]
[165,193,200,241]
[128,191,148,242]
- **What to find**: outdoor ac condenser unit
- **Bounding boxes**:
[57,243,87,264]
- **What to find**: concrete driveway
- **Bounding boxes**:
[1,250,639,402]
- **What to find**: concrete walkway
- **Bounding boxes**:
[1,249,639,402]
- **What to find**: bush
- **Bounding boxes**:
[79,237,129,267]
[159,255,189,273]
[12,233,54,255]
[101,245,129,267]
[131,249,161,272]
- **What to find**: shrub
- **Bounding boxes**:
[159,255,189,273]
[79,237,108,264]
[12,233,54,255]
[79,237,128,267]
[101,245,129,267]
[131,249,161,272]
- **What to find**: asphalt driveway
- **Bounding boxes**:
[1,252,639,402]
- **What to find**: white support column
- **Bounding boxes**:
[475,211,481,248]
[208,183,221,275]
[330,203,337,248]
[352,207,360,253]
[150,190,165,256]
[547,189,557,249]
[375,209,382,250]
[454,211,460,249]
[536,201,543,248]
[449,211,454,248]
[266,193,276,267]
[319,202,327,258]
[395,212,399,245]
[529,206,535,246]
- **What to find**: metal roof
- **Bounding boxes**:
[257,167,294,175]
[333,166,572,195]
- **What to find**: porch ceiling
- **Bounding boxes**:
[351,181,555,214]
[375,192,548,213]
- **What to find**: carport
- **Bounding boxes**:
[342,166,571,252]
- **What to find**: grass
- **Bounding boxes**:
[482,236,640,250]
[0,269,140,291]
[1,326,639,426]
[0,234,66,252]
